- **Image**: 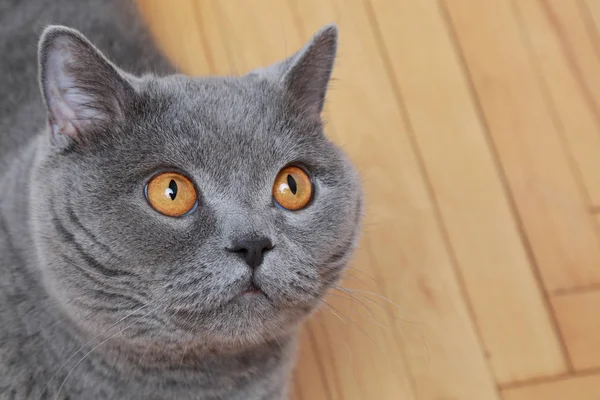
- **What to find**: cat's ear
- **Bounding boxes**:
[38,25,134,146]
[253,24,338,117]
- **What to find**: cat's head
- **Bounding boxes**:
[31,25,362,353]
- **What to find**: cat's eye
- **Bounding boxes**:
[272,166,313,211]
[145,172,198,217]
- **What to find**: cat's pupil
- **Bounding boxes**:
[287,175,297,195]
[166,179,178,200]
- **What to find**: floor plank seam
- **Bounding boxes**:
[577,0,600,78]
[440,0,574,378]
[499,366,600,390]
[366,0,504,393]
[552,284,600,297]
[538,0,600,210]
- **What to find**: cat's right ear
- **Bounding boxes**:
[38,25,134,148]
[251,24,338,119]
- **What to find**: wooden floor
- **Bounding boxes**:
[138,1,600,398]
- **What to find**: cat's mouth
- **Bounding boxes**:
[170,282,271,323]
[240,280,266,296]
[241,283,263,295]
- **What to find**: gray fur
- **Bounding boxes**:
[0,1,362,399]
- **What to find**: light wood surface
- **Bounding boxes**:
[137,1,600,398]
[552,290,600,371]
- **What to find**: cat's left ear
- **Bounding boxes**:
[38,25,134,147]
[252,24,338,117]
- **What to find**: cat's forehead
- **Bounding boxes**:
[142,75,287,127]
[125,75,330,176]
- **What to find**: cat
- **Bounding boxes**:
[0,0,362,399]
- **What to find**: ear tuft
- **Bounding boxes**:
[38,25,132,145]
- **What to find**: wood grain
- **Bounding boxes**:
[543,0,600,129]
[583,0,600,55]
[368,0,565,383]
[553,290,600,371]
[441,0,600,292]
[513,0,600,208]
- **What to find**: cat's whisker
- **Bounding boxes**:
[335,287,401,321]
[333,286,431,359]
[53,310,155,400]
[291,283,384,329]
[336,287,412,318]
[328,295,390,332]
[177,343,189,373]
[273,335,284,353]
[312,309,359,384]
[138,303,179,367]
[38,302,153,400]
[326,289,390,330]
[317,298,345,325]
[178,311,200,373]
[342,266,379,286]
[334,284,395,312]
[341,270,378,289]
[321,297,431,374]
[335,286,419,327]
[138,333,155,366]
[316,298,392,362]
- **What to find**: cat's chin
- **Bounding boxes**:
[82,296,306,362]
[169,292,311,346]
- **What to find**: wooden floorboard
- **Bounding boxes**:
[369,0,564,383]
[137,0,600,397]
[442,0,600,293]
[552,290,600,371]
[544,0,600,138]
[514,0,600,208]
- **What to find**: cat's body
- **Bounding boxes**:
[0,1,362,399]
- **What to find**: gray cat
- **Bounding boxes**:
[0,1,362,399]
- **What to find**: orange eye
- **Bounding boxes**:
[145,172,198,217]
[272,166,313,211]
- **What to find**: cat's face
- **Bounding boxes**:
[31,26,362,351]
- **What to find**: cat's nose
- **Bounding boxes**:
[227,237,274,269]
